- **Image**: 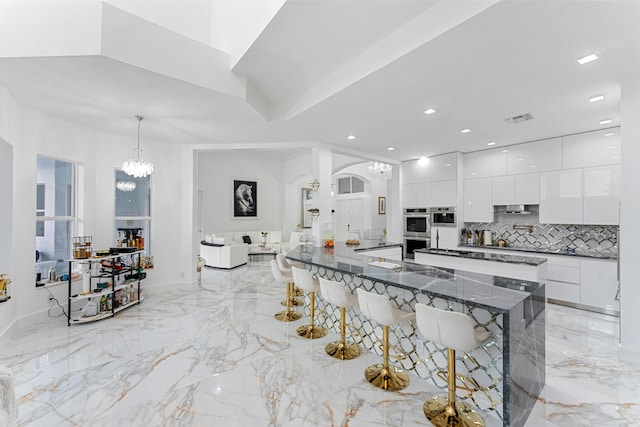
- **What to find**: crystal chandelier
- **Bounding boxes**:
[116,181,136,192]
[122,115,154,178]
[369,162,392,180]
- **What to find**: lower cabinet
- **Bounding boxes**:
[580,259,619,314]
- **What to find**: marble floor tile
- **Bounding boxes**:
[1,259,639,426]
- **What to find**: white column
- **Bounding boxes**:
[619,74,640,365]
[311,145,333,247]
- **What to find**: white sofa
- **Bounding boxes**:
[206,231,283,253]
[199,242,248,269]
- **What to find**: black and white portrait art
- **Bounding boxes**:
[233,179,257,218]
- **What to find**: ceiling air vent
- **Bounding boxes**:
[504,113,534,124]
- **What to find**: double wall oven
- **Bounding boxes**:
[403,208,430,259]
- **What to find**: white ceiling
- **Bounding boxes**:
[0,0,639,163]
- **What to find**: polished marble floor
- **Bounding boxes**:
[1,260,639,426]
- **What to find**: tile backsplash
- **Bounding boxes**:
[464,219,618,256]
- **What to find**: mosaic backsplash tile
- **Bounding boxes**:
[463,218,618,257]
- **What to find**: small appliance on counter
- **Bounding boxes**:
[484,230,493,245]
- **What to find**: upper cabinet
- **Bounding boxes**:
[431,179,457,207]
[583,165,620,225]
[463,148,507,179]
[402,182,430,208]
[562,128,621,169]
[464,177,493,222]
[507,137,562,174]
[539,169,583,224]
[403,152,457,184]
[514,173,540,205]
[491,175,515,205]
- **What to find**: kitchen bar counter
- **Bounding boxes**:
[414,247,547,283]
[286,242,545,427]
[459,242,617,259]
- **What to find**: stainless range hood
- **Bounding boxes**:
[494,204,539,214]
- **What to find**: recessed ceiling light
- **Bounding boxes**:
[604,132,614,137]
[424,108,436,115]
[530,165,537,168]
[386,146,396,151]
[501,149,509,153]
[471,172,477,175]
[346,134,357,140]
[600,119,613,125]
[612,156,619,159]
[445,163,451,167]
[418,156,429,165]
[578,53,598,65]
[608,146,616,149]
[460,129,471,133]
[487,141,496,146]
[589,95,605,103]
[516,158,523,162]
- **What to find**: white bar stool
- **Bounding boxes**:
[318,277,361,360]
[270,260,301,322]
[276,253,304,300]
[356,288,416,391]
[415,303,491,427]
[291,266,328,339]
[275,254,303,306]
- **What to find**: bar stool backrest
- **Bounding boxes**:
[415,303,481,352]
[291,266,319,293]
[357,289,400,326]
[276,253,292,272]
[271,259,288,284]
[318,277,356,308]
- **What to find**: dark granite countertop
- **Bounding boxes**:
[458,243,617,260]
[286,242,543,313]
[415,247,547,266]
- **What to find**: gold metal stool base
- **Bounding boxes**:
[281,298,303,307]
[296,324,328,339]
[423,396,484,427]
[294,287,304,296]
[325,341,361,360]
[274,310,302,322]
[364,363,410,391]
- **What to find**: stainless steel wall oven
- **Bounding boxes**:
[403,208,430,259]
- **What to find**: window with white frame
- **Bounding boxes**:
[35,156,77,281]
[114,170,151,254]
[337,176,365,194]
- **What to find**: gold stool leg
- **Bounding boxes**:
[297,291,328,339]
[423,348,484,427]
[281,282,303,306]
[364,325,410,391]
[325,307,360,360]
[275,282,301,322]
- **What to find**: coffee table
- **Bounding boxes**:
[248,247,277,259]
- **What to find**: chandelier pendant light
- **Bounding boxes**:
[122,115,154,178]
[116,181,136,192]
[369,162,392,180]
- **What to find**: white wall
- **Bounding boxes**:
[197,150,285,234]
[0,86,188,340]
[620,74,640,365]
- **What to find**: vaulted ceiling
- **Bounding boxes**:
[0,0,638,163]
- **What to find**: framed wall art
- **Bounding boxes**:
[378,196,386,215]
[233,179,258,218]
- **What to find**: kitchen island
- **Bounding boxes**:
[286,242,545,427]
[414,247,547,283]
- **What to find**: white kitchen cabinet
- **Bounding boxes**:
[507,137,562,174]
[430,226,459,250]
[403,159,429,184]
[430,179,457,207]
[492,175,514,205]
[514,173,540,204]
[539,169,583,224]
[580,259,619,314]
[542,255,581,305]
[463,148,507,179]
[416,182,431,207]
[583,165,620,225]
[563,128,621,169]
[463,178,493,222]
[402,183,417,208]
[427,153,458,182]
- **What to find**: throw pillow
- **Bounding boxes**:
[242,235,252,244]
